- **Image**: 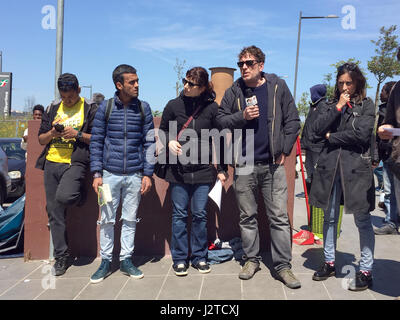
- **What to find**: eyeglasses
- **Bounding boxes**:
[182,78,199,87]
[237,60,259,68]
[338,63,357,72]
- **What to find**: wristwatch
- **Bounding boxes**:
[76,130,83,141]
[93,172,102,179]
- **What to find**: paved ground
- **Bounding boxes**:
[0,176,399,301]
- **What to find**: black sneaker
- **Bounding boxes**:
[348,271,373,291]
[173,263,188,276]
[312,263,336,281]
[52,255,73,276]
[192,261,211,274]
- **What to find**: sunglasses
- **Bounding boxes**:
[237,60,259,68]
[338,63,357,72]
[182,78,199,87]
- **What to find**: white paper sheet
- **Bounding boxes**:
[208,179,222,211]
[383,127,400,136]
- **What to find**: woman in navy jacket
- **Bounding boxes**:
[309,63,375,291]
[159,67,227,276]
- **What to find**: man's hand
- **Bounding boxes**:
[92,177,103,194]
[275,154,286,165]
[378,124,394,140]
[61,126,78,140]
[243,105,260,120]
[141,176,152,195]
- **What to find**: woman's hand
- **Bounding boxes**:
[336,92,350,111]
[168,140,182,155]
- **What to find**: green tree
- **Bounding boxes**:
[297,91,310,132]
[367,25,400,108]
[152,110,163,117]
[173,58,186,97]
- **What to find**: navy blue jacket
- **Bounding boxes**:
[90,93,155,176]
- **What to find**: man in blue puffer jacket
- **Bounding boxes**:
[89,64,155,283]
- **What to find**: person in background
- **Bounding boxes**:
[309,63,376,291]
[92,93,105,105]
[373,81,398,235]
[377,47,400,235]
[159,66,227,276]
[21,104,45,153]
[300,84,328,192]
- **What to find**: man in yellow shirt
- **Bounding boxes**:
[36,73,98,276]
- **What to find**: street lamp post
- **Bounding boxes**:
[54,0,64,101]
[293,11,339,102]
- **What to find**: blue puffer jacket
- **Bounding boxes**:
[90,93,155,176]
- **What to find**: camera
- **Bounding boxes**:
[54,123,64,132]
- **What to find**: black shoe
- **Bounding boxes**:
[173,263,188,276]
[52,255,73,276]
[192,261,211,274]
[312,263,336,281]
[348,271,372,291]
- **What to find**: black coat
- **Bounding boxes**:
[309,98,376,214]
[216,73,300,162]
[159,91,226,185]
[300,99,329,152]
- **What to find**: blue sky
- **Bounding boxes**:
[1,0,399,112]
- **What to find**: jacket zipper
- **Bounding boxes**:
[123,107,127,174]
[234,97,242,167]
[271,84,278,163]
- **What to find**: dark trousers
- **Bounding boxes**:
[305,149,321,188]
[233,164,292,272]
[44,160,86,259]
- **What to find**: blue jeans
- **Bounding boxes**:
[382,161,398,228]
[99,170,142,262]
[323,172,375,272]
[170,183,211,266]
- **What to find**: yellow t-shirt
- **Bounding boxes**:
[46,97,84,164]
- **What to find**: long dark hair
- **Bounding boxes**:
[334,63,366,104]
[186,67,214,96]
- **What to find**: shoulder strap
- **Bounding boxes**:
[177,104,203,140]
[105,98,145,125]
[105,98,114,122]
[138,100,145,124]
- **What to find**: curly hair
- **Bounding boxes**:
[238,46,265,63]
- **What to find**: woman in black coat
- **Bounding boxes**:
[158,67,227,276]
[309,63,375,291]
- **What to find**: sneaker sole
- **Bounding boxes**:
[174,271,188,276]
[121,271,144,279]
[238,267,261,280]
[90,272,111,284]
[312,272,336,281]
[197,268,211,274]
[348,284,371,291]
